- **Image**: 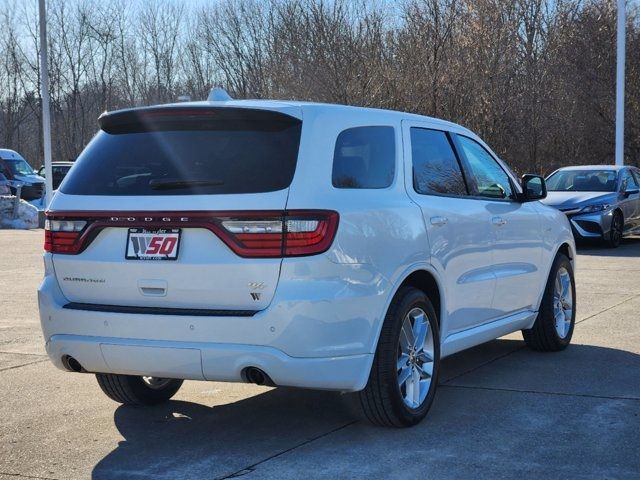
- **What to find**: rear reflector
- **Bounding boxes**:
[44,210,339,258]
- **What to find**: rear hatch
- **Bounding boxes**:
[47,106,305,311]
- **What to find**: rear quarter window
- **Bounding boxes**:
[60,108,302,196]
[332,126,395,189]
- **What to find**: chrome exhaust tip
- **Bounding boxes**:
[61,355,85,373]
[243,367,275,386]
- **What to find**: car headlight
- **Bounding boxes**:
[579,204,611,214]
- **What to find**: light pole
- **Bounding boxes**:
[38,0,53,207]
[615,0,625,166]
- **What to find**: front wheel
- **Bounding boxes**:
[359,287,440,427]
[96,373,183,405]
[604,211,623,248]
[522,253,575,351]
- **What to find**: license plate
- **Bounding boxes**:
[126,228,181,260]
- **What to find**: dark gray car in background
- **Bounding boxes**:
[542,165,640,247]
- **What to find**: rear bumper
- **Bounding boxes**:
[46,334,371,391]
[38,255,388,391]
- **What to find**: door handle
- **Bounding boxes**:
[430,216,448,226]
[492,216,507,226]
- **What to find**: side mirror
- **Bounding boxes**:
[624,187,640,197]
[520,174,547,202]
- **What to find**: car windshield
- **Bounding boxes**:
[546,169,617,192]
[4,159,35,176]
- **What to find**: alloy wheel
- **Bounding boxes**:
[553,267,573,338]
[611,213,623,245]
[397,307,435,409]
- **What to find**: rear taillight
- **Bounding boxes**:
[44,219,87,254]
[217,210,339,257]
[43,210,338,258]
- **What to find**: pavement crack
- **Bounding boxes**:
[215,420,358,479]
[0,359,48,373]
[0,351,46,357]
[0,472,60,480]
[442,384,640,402]
[575,294,640,326]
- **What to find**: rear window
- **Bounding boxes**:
[332,126,395,189]
[60,108,302,196]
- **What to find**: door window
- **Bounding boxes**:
[457,136,514,200]
[620,169,639,191]
[410,128,467,196]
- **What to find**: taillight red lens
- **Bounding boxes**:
[216,210,339,257]
[44,218,87,254]
[283,212,339,256]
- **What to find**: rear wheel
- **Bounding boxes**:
[96,373,183,405]
[605,210,623,248]
[522,253,575,351]
[359,287,440,427]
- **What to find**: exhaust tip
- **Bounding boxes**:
[61,355,85,373]
[243,367,275,387]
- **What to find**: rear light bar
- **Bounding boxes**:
[44,210,339,258]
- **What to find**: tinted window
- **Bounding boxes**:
[4,159,35,176]
[621,169,639,190]
[546,169,617,192]
[457,136,513,199]
[61,108,302,195]
[332,126,395,189]
[411,128,467,196]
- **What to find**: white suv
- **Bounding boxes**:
[38,99,576,426]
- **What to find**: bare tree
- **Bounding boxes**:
[0,0,638,170]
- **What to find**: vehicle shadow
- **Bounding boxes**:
[576,235,640,257]
[91,340,640,480]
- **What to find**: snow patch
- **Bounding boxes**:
[0,196,40,229]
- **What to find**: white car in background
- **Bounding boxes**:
[38,98,576,427]
[0,149,46,200]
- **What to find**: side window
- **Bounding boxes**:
[332,126,395,189]
[457,136,514,199]
[410,128,467,196]
[621,169,639,190]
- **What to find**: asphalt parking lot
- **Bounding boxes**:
[1,230,639,480]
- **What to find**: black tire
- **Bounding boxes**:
[359,287,440,427]
[96,373,183,405]
[522,253,575,351]
[604,210,623,248]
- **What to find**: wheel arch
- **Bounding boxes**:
[370,265,445,353]
[612,207,624,230]
[396,269,443,328]
[557,242,575,263]
[358,265,445,392]
[534,240,576,313]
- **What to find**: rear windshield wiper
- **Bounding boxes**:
[149,179,225,190]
